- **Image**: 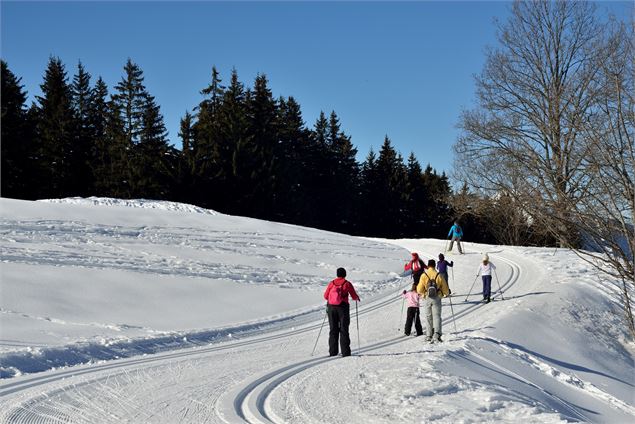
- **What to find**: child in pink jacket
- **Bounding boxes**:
[402,282,423,336]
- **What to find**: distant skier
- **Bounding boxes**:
[477,254,496,303]
[416,259,450,342]
[436,253,454,292]
[447,222,464,254]
[323,267,360,357]
[404,252,426,284]
[402,282,423,336]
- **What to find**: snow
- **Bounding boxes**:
[1,197,633,423]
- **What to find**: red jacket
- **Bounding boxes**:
[324,277,360,305]
[405,258,426,274]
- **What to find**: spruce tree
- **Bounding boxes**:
[359,148,381,234]
[113,58,146,145]
[135,93,174,199]
[193,66,225,207]
[1,61,33,198]
[175,111,196,202]
[34,56,76,198]
[217,68,250,214]
[276,96,314,223]
[374,136,408,236]
[327,111,359,233]
[404,152,427,236]
[70,61,95,196]
[308,111,333,228]
[247,73,279,218]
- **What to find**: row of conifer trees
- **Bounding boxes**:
[2,58,455,238]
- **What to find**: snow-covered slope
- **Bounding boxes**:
[1,198,633,423]
[0,197,406,377]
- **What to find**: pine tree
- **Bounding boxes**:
[216,68,250,213]
[34,56,76,198]
[179,111,195,172]
[327,111,359,232]
[70,61,95,196]
[373,136,408,236]
[404,153,427,236]
[175,111,196,202]
[359,148,381,234]
[247,73,279,218]
[113,58,146,146]
[191,66,225,207]
[308,111,335,228]
[313,111,328,146]
[134,93,174,198]
[276,96,314,223]
[1,61,34,198]
[111,59,173,199]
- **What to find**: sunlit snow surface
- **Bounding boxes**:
[1,198,633,423]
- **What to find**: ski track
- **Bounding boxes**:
[0,248,521,424]
[220,250,522,424]
[0,287,407,423]
[1,245,632,423]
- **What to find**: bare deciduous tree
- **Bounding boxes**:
[454,0,634,337]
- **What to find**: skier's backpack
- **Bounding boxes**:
[427,272,440,298]
[328,281,348,305]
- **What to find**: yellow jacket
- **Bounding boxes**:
[416,268,450,298]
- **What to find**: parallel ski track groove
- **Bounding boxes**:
[1,282,408,423]
[2,252,523,424]
[227,253,522,424]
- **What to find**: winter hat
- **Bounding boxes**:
[411,252,419,259]
[336,267,347,278]
[482,254,489,261]
[438,253,445,261]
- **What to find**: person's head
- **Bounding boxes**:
[454,221,458,226]
[438,253,445,261]
[411,252,419,259]
[482,254,489,263]
[336,267,346,278]
[411,282,417,291]
[428,259,436,268]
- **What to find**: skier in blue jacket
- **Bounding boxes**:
[447,222,464,254]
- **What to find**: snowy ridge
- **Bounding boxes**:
[39,197,220,215]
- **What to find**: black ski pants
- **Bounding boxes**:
[327,303,351,356]
[405,306,423,336]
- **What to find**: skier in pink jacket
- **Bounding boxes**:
[402,282,423,336]
[323,267,360,357]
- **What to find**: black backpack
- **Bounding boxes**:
[427,272,440,298]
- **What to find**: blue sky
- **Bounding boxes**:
[2,1,631,174]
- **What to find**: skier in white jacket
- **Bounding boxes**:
[477,254,496,303]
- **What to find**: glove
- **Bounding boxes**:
[402,290,407,295]
[451,261,454,266]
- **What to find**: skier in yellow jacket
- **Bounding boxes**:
[416,259,450,343]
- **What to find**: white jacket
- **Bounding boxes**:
[478,262,496,276]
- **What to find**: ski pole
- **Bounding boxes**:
[465,273,480,302]
[398,294,405,333]
[448,293,457,333]
[494,269,505,300]
[311,307,328,356]
[355,300,360,352]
